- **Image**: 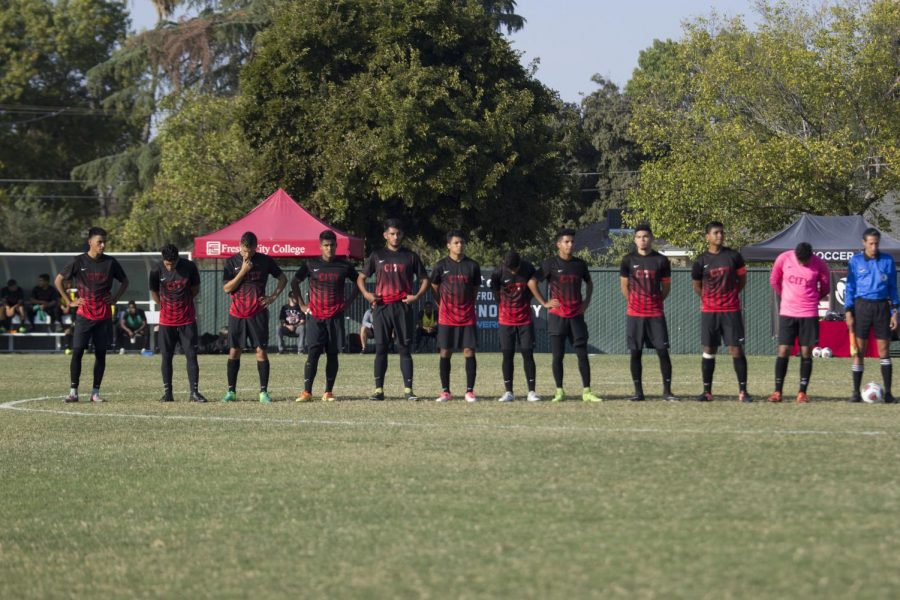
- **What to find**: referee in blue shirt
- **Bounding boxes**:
[844,228,899,403]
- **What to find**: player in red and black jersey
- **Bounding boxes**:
[357,218,429,401]
[221,231,287,403]
[690,221,750,402]
[150,244,206,403]
[539,229,602,403]
[292,230,359,402]
[430,230,481,402]
[490,251,557,402]
[55,227,129,403]
[619,224,677,401]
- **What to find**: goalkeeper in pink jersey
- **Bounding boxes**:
[767,243,830,403]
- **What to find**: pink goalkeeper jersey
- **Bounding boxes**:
[770,251,831,317]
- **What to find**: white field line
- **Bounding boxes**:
[1,396,899,438]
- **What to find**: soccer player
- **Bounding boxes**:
[691,221,750,402]
[767,243,830,403]
[357,218,429,401]
[221,231,287,403]
[292,230,359,402]
[490,250,558,402]
[150,244,207,403]
[431,230,481,402]
[55,227,129,403]
[540,228,602,402]
[844,228,899,403]
[619,224,678,401]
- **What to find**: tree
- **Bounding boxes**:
[626,0,900,250]
[480,0,524,33]
[240,0,564,251]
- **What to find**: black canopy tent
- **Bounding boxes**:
[741,213,900,262]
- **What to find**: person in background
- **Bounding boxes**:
[278,293,305,354]
[28,274,61,329]
[1,279,28,332]
[118,300,148,350]
[414,301,438,352]
[359,308,374,353]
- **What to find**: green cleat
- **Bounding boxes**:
[259,391,272,403]
[582,389,603,403]
[552,388,566,402]
[221,390,237,403]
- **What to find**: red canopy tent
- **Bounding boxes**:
[193,189,364,259]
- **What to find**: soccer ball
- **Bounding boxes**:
[820,347,833,359]
[861,382,885,404]
[812,347,823,358]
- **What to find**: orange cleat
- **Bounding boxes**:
[767,391,782,403]
[796,391,809,404]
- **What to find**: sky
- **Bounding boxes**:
[127,0,762,104]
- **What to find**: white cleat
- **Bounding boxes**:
[526,391,542,402]
[465,391,478,403]
[435,392,452,402]
[497,391,515,402]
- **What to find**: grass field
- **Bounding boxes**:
[2,351,900,598]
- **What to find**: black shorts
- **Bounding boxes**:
[548,313,588,346]
[853,299,892,341]
[701,311,745,348]
[777,316,819,347]
[373,302,414,347]
[499,323,535,352]
[437,324,478,350]
[627,316,670,351]
[72,316,113,351]
[159,323,199,356]
[306,314,346,354]
[228,311,269,350]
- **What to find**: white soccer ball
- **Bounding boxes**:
[812,347,823,358]
[862,382,885,404]
[820,347,833,359]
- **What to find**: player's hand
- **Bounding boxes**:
[260,294,275,307]
[544,299,560,309]
[68,297,84,307]
[363,292,377,305]
[401,294,416,304]
[891,314,898,331]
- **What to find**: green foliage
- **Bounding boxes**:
[627,0,900,251]
[588,232,636,267]
[240,0,564,252]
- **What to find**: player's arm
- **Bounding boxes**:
[290,277,307,313]
[263,271,288,307]
[404,256,431,304]
[149,268,161,309]
[619,276,629,300]
[769,256,783,296]
[661,278,672,300]
[888,260,899,331]
[527,278,559,309]
[817,262,831,300]
[150,290,162,307]
[579,278,593,315]
[190,264,201,299]
[223,255,252,293]
[345,267,360,306]
[845,258,857,327]
[55,268,81,308]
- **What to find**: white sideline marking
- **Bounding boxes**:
[1,396,898,438]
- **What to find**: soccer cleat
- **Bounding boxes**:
[551,388,566,402]
[582,390,603,403]
[221,391,237,403]
[465,391,478,403]
[259,391,272,403]
[190,392,208,403]
[404,388,419,402]
[848,393,862,403]
[498,391,515,402]
[435,391,452,402]
[884,393,896,404]
[526,391,541,402]
[296,391,313,403]
[322,392,335,402]
[663,391,679,402]
[64,393,78,403]
[369,388,385,401]
[160,392,174,402]
[90,393,105,403]
[739,391,753,403]
[796,391,809,404]
[695,391,713,402]
[628,393,645,402]
[767,391,782,403]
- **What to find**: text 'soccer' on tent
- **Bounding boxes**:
[741,213,900,262]
[193,189,365,259]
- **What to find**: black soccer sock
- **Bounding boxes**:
[257,359,270,393]
[881,358,893,396]
[551,336,565,387]
[161,351,174,393]
[502,349,515,392]
[439,356,451,392]
[304,346,323,393]
[630,350,643,395]
[799,357,812,393]
[325,352,339,393]
[576,345,591,388]
[465,355,476,393]
[227,358,240,392]
[522,349,537,392]
[852,363,864,396]
[92,350,107,389]
[398,344,413,389]
[185,347,200,393]
[374,344,388,388]
[70,348,85,389]
[658,349,673,394]
[733,355,748,393]
[774,356,789,393]
[702,356,715,393]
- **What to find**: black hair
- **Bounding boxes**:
[446,229,466,243]
[794,242,813,263]
[863,227,881,241]
[503,250,521,269]
[320,230,337,243]
[384,218,403,232]
[160,244,179,262]
[240,231,258,247]
[87,226,107,239]
[127,300,137,306]
[556,228,577,241]
[705,221,724,234]
[7,279,17,286]
[634,223,653,236]
[38,273,50,281]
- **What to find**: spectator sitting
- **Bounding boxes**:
[1,279,29,332]
[415,301,438,352]
[118,300,148,351]
[359,308,374,354]
[28,273,62,330]
[278,292,306,354]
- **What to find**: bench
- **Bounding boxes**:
[0,332,66,353]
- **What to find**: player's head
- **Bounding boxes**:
[160,244,179,270]
[705,221,724,248]
[86,227,107,255]
[320,229,337,259]
[503,250,521,272]
[6,279,17,290]
[37,274,50,286]
[634,223,653,252]
[240,231,258,257]
[863,227,881,257]
[383,218,403,249]
[446,229,466,257]
[794,242,813,264]
[556,228,576,257]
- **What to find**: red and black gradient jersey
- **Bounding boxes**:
[540,256,591,318]
[362,247,428,304]
[58,253,127,321]
[149,258,200,326]
[293,258,359,319]
[431,256,481,326]
[490,261,537,326]
[691,247,747,313]
[223,253,283,318]
[620,250,671,318]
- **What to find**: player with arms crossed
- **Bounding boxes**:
[540,228,602,402]
[619,224,678,401]
[221,231,287,403]
[150,244,207,403]
[431,230,481,402]
[490,250,558,402]
[292,230,359,402]
[844,228,899,403]
[55,227,129,403]
[691,221,751,402]
[357,218,429,401]
[767,242,830,403]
